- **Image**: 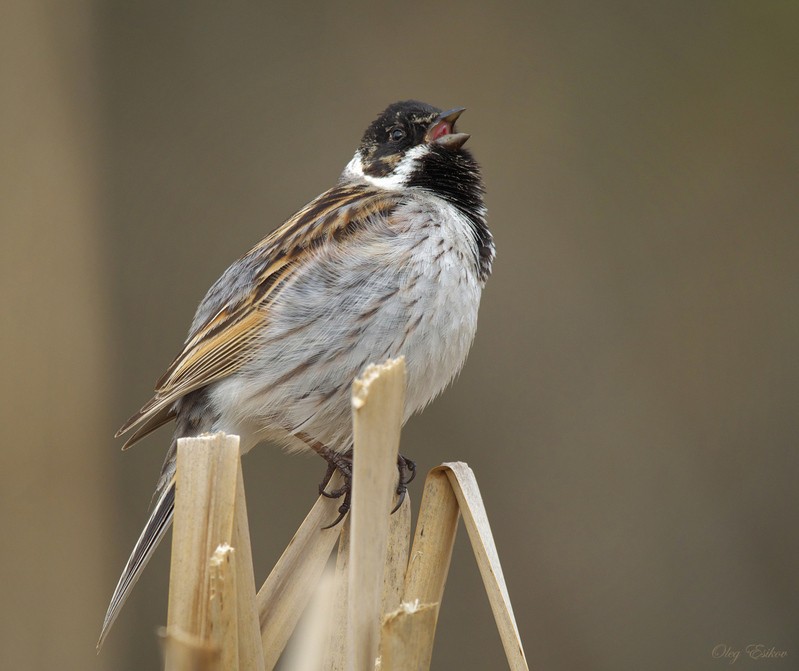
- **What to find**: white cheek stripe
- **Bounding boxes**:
[342,146,429,190]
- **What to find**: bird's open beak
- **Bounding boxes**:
[426,107,470,150]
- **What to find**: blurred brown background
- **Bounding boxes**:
[2,1,797,670]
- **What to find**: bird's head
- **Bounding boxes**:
[342,100,474,190]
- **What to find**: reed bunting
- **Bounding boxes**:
[99,100,494,646]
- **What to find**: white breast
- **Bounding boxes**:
[208,191,485,454]
[393,195,483,417]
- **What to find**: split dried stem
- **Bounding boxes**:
[159,361,528,671]
[165,433,265,671]
[347,356,406,671]
[256,472,344,669]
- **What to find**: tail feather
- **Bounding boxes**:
[97,477,175,651]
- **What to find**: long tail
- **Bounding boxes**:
[97,474,175,650]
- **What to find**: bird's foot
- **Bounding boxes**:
[314,445,417,528]
[317,448,353,529]
[392,454,416,513]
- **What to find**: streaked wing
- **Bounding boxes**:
[116,182,402,445]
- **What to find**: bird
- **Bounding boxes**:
[98,100,495,648]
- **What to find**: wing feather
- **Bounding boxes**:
[117,183,401,445]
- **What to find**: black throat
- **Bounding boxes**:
[408,146,494,281]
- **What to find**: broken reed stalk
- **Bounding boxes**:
[165,433,264,671]
[256,471,344,669]
[443,463,528,670]
[160,626,219,671]
[318,496,410,671]
[348,357,407,671]
[382,468,461,670]
[380,495,412,620]
[322,516,351,670]
[159,357,528,670]
[380,600,438,671]
[209,544,238,670]
[381,464,530,671]
[282,561,338,670]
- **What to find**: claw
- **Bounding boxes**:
[398,455,417,487]
[322,500,351,530]
[312,445,416,527]
[321,484,349,499]
[314,447,353,527]
[391,487,406,514]
[390,454,416,514]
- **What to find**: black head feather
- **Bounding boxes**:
[353,100,494,281]
[357,100,443,178]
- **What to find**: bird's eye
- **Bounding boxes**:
[389,127,406,142]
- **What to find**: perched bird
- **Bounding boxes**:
[99,100,494,647]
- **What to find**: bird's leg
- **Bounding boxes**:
[303,439,353,529]
[317,448,353,499]
[392,453,417,513]
[300,433,417,527]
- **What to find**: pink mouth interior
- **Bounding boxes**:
[429,120,452,141]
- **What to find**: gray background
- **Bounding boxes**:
[2,2,797,670]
